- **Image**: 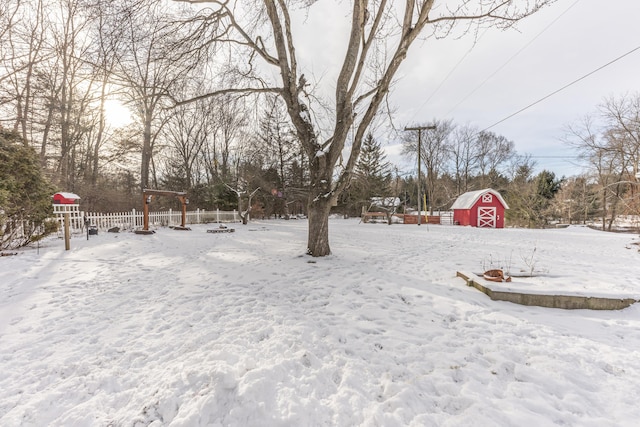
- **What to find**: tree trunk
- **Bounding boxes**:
[607,183,622,232]
[305,145,337,256]
[601,188,607,231]
[141,109,153,190]
[92,78,108,186]
[307,197,332,256]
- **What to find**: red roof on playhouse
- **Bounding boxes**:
[52,192,80,204]
[451,188,509,228]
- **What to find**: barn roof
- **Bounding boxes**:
[450,188,509,210]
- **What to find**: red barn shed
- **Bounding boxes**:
[451,188,509,228]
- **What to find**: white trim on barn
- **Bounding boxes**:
[478,207,497,228]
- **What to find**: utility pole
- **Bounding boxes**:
[405,125,436,225]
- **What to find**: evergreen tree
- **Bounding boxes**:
[1,129,56,249]
[337,133,392,217]
[505,169,563,227]
[536,170,563,200]
[354,133,392,202]
[252,96,301,218]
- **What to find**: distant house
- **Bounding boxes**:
[451,188,509,228]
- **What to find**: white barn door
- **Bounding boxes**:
[478,207,496,228]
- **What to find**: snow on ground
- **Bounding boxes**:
[1,220,640,426]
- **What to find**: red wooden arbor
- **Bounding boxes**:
[141,189,189,232]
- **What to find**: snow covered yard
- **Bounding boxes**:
[1,220,640,426]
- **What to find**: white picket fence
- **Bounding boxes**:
[56,208,241,233]
[439,211,454,225]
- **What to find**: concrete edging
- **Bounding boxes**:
[456,272,637,310]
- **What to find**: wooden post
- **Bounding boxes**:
[64,213,70,251]
[140,189,188,231]
[179,196,187,228]
[405,125,436,226]
[143,194,150,230]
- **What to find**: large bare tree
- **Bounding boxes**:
[175,0,557,256]
[566,94,640,230]
[476,130,515,187]
[1,0,49,145]
[403,119,453,214]
[450,124,481,194]
[106,0,203,191]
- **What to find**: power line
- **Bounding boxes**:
[444,0,581,118]
[409,27,491,123]
[406,0,579,125]
[530,155,579,159]
[479,44,640,133]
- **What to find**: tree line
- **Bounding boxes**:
[3,1,636,253]
[337,122,566,228]
[343,101,640,231]
[0,1,310,214]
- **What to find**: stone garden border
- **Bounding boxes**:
[456,271,637,310]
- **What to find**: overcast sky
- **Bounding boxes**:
[392,0,640,177]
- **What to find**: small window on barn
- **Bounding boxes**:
[482,193,492,203]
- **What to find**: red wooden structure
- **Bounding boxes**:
[53,192,81,205]
[140,189,189,232]
[451,188,509,228]
[401,214,439,224]
[52,192,81,250]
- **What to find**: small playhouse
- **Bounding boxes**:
[451,188,509,228]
